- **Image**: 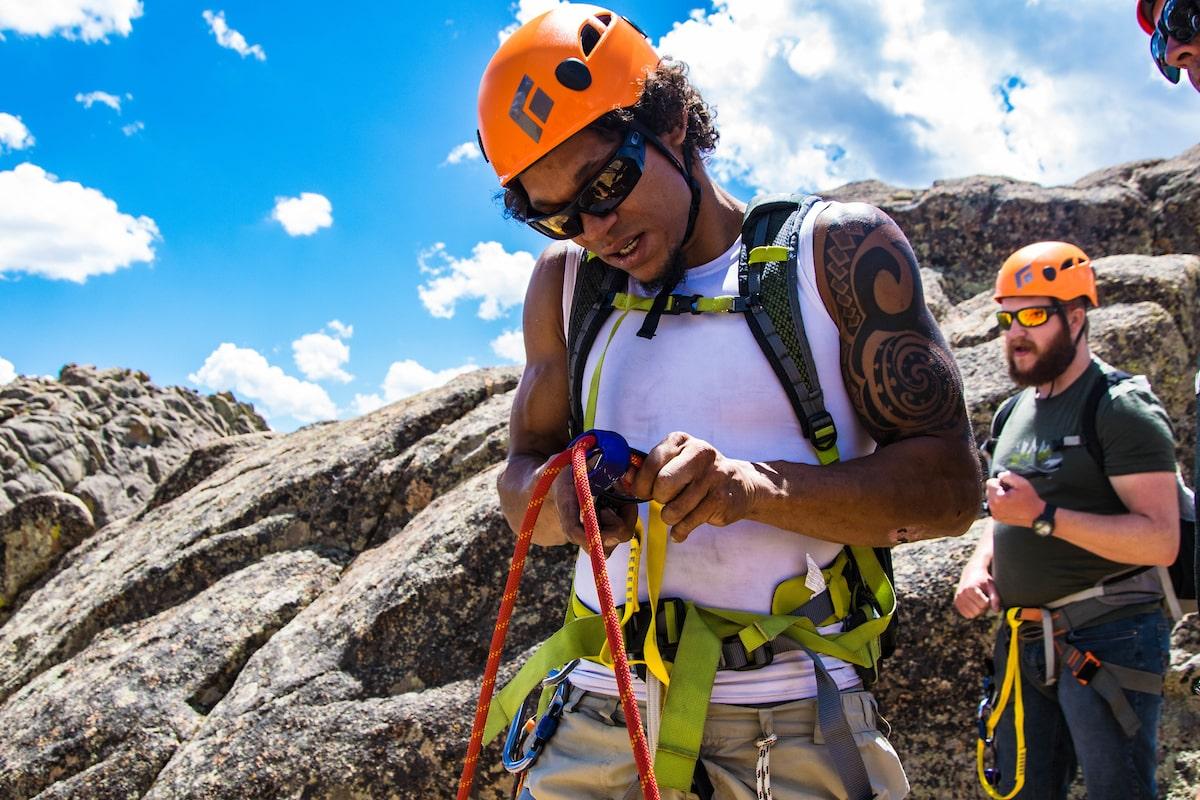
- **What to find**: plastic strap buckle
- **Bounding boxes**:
[808,411,838,451]
[623,598,686,681]
[718,636,774,671]
[657,293,704,315]
[1069,650,1102,685]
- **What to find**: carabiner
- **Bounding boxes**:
[502,661,579,774]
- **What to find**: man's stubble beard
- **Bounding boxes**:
[640,234,690,295]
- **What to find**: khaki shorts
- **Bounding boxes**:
[520,687,909,800]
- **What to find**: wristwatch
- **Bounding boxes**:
[1033,503,1057,537]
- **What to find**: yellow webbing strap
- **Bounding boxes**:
[977,608,1026,800]
[747,245,789,264]
[583,307,632,435]
[591,503,672,686]
[611,292,740,314]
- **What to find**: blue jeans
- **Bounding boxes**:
[989,609,1170,800]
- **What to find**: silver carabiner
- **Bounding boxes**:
[502,660,580,774]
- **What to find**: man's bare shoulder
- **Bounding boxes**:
[522,241,576,356]
[812,200,899,237]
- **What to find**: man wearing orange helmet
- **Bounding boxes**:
[1138,0,1200,93]
[954,242,1182,800]
[480,5,980,799]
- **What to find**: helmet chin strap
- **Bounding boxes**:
[636,144,702,341]
[1042,303,1087,400]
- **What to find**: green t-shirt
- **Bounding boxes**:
[991,358,1179,608]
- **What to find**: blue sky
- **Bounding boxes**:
[1,0,1197,430]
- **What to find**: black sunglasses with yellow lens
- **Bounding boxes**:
[519,122,684,240]
[995,305,1061,331]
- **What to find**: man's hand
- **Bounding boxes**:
[986,470,1044,527]
[954,561,1000,619]
[547,461,639,554]
[629,432,763,543]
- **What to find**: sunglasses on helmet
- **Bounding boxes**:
[1151,0,1200,84]
[995,305,1062,331]
[517,122,682,240]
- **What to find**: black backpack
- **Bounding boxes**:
[988,369,1197,602]
[564,193,898,682]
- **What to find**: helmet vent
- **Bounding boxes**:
[595,13,612,25]
[580,23,602,56]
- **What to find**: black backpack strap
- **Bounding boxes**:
[566,252,626,437]
[1081,369,1132,473]
[737,193,837,463]
[985,391,1027,457]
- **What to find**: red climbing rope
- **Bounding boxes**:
[456,433,660,800]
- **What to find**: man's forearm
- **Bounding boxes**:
[750,434,981,546]
[1049,508,1178,567]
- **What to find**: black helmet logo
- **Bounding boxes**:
[509,75,554,143]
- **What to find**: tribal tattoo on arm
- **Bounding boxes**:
[813,203,967,446]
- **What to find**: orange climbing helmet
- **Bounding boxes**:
[476,4,660,185]
[995,241,1099,307]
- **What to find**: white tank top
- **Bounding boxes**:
[561,200,878,703]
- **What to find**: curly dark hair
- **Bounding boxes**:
[501,58,718,222]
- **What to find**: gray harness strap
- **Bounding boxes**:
[806,649,876,800]
[1018,570,1165,737]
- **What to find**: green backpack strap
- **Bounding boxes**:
[566,251,626,438]
[737,193,840,465]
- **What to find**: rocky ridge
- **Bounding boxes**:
[0,365,267,622]
[0,148,1198,799]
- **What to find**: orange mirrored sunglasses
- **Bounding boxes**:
[995,305,1060,330]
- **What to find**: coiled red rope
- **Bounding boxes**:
[456,434,660,800]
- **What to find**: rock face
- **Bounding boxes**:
[0,148,1198,800]
[0,365,267,622]
[825,144,1200,302]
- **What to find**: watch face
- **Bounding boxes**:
[1033,519,1053,537]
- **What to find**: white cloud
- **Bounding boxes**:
[0,114,34,152]
[292,330,353,383]
[490,329,525,364]
[0,356,15,385]
[417,241,534,320]
[121,120,144,136]
[202,10,265,61]
[74,90,126,112]
[381,359,477,401]
[443,141,482,165]
[328,319,353,339]
[654,0,1200,191]
[348,358,477,417]
[271,192,332,237]
[0,0,143,41]
[189,343,336,424]
[0,163,159,282]
[352,393,386,416]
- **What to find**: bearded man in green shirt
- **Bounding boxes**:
[954,242,1182,800]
